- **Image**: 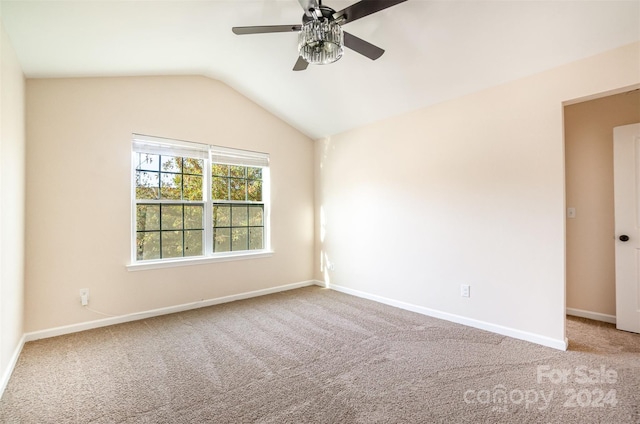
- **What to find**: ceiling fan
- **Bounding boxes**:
[232,0,408,71]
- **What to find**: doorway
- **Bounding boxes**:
[564,88,640,327]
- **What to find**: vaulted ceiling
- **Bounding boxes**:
[2,0,638,139]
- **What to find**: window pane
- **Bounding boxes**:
[230,166,245,178]
[136,171,159,200]
[230,178,246,201]
[137,205,160,231]
[214,228,230,252]
[231,205,248,226]
[183,175,203,201]
[183,158,203,175]
[136,153,159,172]
[212,164,229,177]
[247,180,262,202]
[161,205,183,230]
[247,167,262,180]
[184,230,203,257]
[248,205,263,226]
[184,205,203,230]
[249,227,263,250]
[213,205,230,227]
[161,156,182,173]
[160,173,182,200]
[137,232,160,260]
[162,231,183,258]
[232,228,248,251]
[212,177,229,200]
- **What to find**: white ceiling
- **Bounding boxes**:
[2,0,639,139]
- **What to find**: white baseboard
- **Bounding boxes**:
[326,283,568,351]
[0,334,26,399]
[10,277,570,399]
[24,280,319,342]
[566,307,616,324]
[313,279,327,288]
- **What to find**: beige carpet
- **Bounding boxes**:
[1,286,639,423]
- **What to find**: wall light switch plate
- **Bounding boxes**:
[567,207,576,219]
[460,284,470,298]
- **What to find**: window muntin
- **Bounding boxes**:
[132,135,269,264]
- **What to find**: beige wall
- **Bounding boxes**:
[315,43,640,345]
[565,91,640,317]
[14,41,640,348]
[0,14,26,388]
[25,76,314,332]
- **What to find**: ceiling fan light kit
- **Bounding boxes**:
[232,0,408,71]
[298,19,344,65]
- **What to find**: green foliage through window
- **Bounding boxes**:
[136,204,204,260]
[134,145,267,262]
[213,203,264,253]
[135,154,204,201]
[212,163,264,253]
[211,164,263,202]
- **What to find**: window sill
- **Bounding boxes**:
[126,250,274,272]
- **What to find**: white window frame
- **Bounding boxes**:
[127,134,272,271]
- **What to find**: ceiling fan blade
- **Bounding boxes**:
[343,31,384,60]
[297,0,320,16]
[232,25,302,35]
[293,56,309,71]
[333,0,408,25]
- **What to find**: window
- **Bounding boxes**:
[131,134,270,266]
[212,164,264,252]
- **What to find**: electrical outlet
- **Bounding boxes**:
[460,284,470,298]
[79,288,89,306]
